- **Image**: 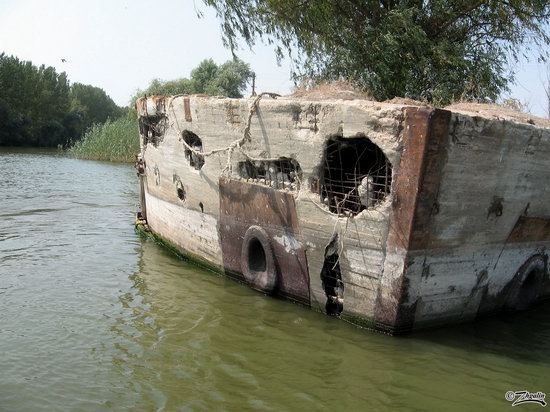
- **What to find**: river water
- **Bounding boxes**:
[0,149,548,411]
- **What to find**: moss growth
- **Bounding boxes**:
[135,223,223,275]
[340,312,379,332]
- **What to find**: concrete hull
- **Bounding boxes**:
[135,95,550,334]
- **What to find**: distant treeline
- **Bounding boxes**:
[0,53,124,147]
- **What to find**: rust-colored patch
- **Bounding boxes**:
[218,178,310,305]
[184,97,192,122]
[409,109,451,251]
[509,216,550,243]
[374,108,451,333]
[385,108,434,254]
[151,95,166,104]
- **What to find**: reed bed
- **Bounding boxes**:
[69,115,139,163]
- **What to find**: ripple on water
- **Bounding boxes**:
[1,149,550,412]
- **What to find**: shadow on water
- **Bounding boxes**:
[411,302,550,365]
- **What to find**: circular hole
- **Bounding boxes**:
[248,238,266,272]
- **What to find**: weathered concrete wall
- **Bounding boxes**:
[137,95,550,333]
[395,109,550,331]
[138,95,404,326]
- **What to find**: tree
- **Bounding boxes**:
[0,53,123,147]
[0,53,73,146]
[69,83,125,137]
[203,59,252,97]
[203,0,550,104]
[133,58,252,102]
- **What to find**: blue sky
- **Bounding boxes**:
[0,0,548,117]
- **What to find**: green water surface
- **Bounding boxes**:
[0,149,548,411]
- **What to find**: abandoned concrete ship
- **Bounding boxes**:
[134,93,550,334]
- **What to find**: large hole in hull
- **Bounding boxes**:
[138,98,167,147]
[320,136,392,215]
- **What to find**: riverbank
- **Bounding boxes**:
[69,115,138,163]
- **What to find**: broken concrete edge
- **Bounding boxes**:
[136,94,550,131]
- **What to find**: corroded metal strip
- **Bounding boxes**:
[184,97,192,122]
[386,108,434,254]
[218,178,310,304]
[375,108,451,333]
[508,216,550,243]
[409,109,452,251]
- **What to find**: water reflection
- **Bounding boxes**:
[1,149,548,412]
[415,302,550,364]
[111,235,550,411]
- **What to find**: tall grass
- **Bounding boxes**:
[69,115,139,163]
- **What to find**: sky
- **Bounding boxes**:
[0,0,548,117]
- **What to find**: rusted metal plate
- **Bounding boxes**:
[384,107,434,254]
[508,216,550,243]
[184,97,192,122]
[218,178,310,305]
[409,109,452,251]
[375,108,451,333]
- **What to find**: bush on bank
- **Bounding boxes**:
[69,115,139,163]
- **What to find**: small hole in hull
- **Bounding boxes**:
[182,130,205,170]
[177,187,186,201]
[199,202,204,213]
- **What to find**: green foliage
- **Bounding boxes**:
[135,78,195,99]
[203,0,550,104]
[133,58,252,103]
[69,113,139,163]
[0,53,123,147]
[69,83,125,138]
[0,53,71,146]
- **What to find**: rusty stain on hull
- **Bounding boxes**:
[184,97,192,122]
[219,178,310,304]
[374,108,452,333]
[509,216,550,243]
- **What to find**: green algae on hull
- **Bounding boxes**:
[135,223,223,276]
